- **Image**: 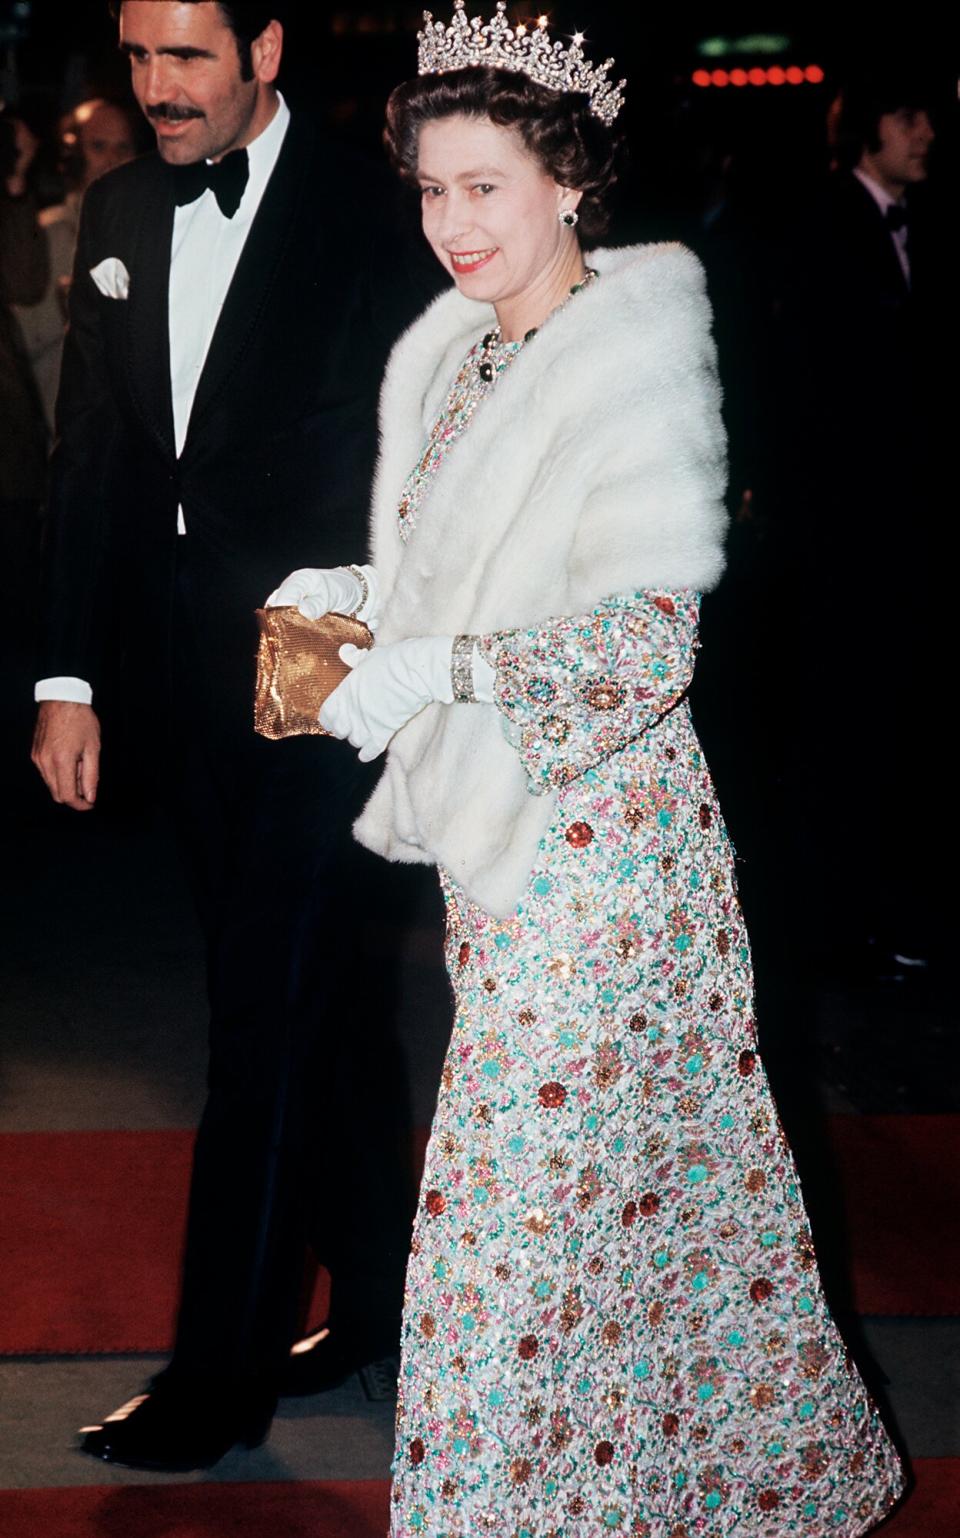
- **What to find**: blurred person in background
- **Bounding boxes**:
[769,62,949,983]
[0,109,49,633]
[15,98,140,432]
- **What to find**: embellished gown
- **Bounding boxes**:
[388,333,904,1537]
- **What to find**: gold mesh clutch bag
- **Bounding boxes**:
[254,607,373,740]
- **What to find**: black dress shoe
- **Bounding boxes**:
[280,1326,399,1401]
[79,1379,275,1471]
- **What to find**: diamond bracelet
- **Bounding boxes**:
[344,564,369,620]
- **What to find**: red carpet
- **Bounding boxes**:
[0,1479,390,1537]
[826,1114,960,1316]
[0,1131,194,1355]
[0,1129,334,1356]
[0,1463,955,1538]
[878,1460,960,1538]
[0,1116,955,1355]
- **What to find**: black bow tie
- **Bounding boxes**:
[885,204,910,232]
[173,148,249,219]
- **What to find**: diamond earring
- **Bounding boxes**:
[559,209,579,228]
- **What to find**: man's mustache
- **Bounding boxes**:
[147,104,205,123]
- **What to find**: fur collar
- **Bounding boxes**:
[354,243,728,916]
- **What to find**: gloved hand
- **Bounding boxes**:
[320,635,496,762]
[264,564,381,628]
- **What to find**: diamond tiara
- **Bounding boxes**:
[417,2,626,128]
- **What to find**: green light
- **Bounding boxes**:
[738,34,791,54]
[697,34,792,58]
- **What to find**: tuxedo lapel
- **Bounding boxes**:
[847,175,909,299]
[124,168,177,458]
[183,115,312,447]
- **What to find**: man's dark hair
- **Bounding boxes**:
[830,67,933,169]
[108,2,280,81]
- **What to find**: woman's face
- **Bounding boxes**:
[416,114,580,303]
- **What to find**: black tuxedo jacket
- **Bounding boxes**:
[815,171,911,360]
[772,171,937,516]
[42,110,441,731]
[811,171,946,447]
[768,163,953,610]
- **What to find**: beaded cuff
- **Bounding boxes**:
[451,634,480,703]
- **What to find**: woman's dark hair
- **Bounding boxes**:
[108,2,280,81]
[385,67,620,241]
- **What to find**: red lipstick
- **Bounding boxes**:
[449,248,499,275]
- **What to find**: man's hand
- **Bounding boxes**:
[31,702,101,811]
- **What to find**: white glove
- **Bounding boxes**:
[264,564,381,629]
[320,635,496,762]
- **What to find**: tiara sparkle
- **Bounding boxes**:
[417,2,626,128]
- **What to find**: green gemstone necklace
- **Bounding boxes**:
[476,267,599,382]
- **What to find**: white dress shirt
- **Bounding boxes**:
[36,95,291,707]
[853,166,911,289]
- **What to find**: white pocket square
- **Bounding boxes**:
[89,257,130,301]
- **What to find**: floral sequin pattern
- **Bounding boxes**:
[396,333,523,542]
[479,591,700,796]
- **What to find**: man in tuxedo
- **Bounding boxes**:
[31,1,439,1470]
[770,67,945,974]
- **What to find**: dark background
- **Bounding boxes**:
[3,3,957,209]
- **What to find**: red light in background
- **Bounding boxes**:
[691,63,824,89]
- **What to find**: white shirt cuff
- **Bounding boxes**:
[35,676,94,705]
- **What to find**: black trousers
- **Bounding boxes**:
[160,557,416,1393]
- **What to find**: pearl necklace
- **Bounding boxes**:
[477,267,599,382]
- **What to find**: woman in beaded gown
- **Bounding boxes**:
[304,9,905,1535]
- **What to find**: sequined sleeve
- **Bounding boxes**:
[479,591,699,795]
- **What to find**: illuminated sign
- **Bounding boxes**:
[692,65,825,88]
[697,35,792,58]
